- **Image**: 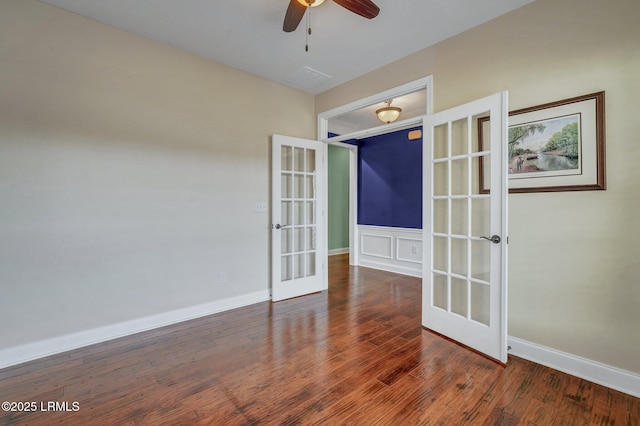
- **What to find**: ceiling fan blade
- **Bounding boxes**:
[333,0,380,19]
[283,0,307,32]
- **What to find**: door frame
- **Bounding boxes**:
[317,76,434,267]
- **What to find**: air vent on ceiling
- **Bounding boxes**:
[283,66,332,90]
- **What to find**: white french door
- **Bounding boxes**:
[422,92,509,363]
[271,134,325,301]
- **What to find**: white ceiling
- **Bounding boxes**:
[39,0,534,95]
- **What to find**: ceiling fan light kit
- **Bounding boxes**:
[283,0,380,33]
[296,0,326,7]
[376,100,402,124]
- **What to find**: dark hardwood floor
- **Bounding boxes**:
[1,254,638,425]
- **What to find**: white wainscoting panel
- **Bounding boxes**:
[396,237,423,264]
[361,233,393,259]
[357,225,423,277]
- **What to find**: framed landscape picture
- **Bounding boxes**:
[479,91,606,193]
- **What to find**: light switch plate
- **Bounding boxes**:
[254,201,267,213]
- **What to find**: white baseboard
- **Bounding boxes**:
[0,290,270,370]
[359,258,422,277]
[328,247,349,256]
[508,336,640,398]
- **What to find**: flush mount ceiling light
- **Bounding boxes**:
[376,99,402,124]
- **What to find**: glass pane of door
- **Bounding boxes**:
[280,144,318,281]
[428,115,489,335]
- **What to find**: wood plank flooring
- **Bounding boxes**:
[1,254,638,425]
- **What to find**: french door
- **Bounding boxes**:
[422,92,509,363]
[271,135,325,301]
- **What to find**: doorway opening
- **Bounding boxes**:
[318,76,433,268]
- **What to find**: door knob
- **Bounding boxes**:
[274,224,289,230]
[480,235,501,244]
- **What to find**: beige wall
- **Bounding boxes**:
[0,0,314,350]
[317,0,640,374]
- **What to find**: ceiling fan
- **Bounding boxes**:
[283,0,380,33]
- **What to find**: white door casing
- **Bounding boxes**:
[272,134,325,301]
[422,92,509,363]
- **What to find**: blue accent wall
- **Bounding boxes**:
[357,127,422,229]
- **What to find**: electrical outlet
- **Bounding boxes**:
[411,245,418,255]
[218,272,226,283]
